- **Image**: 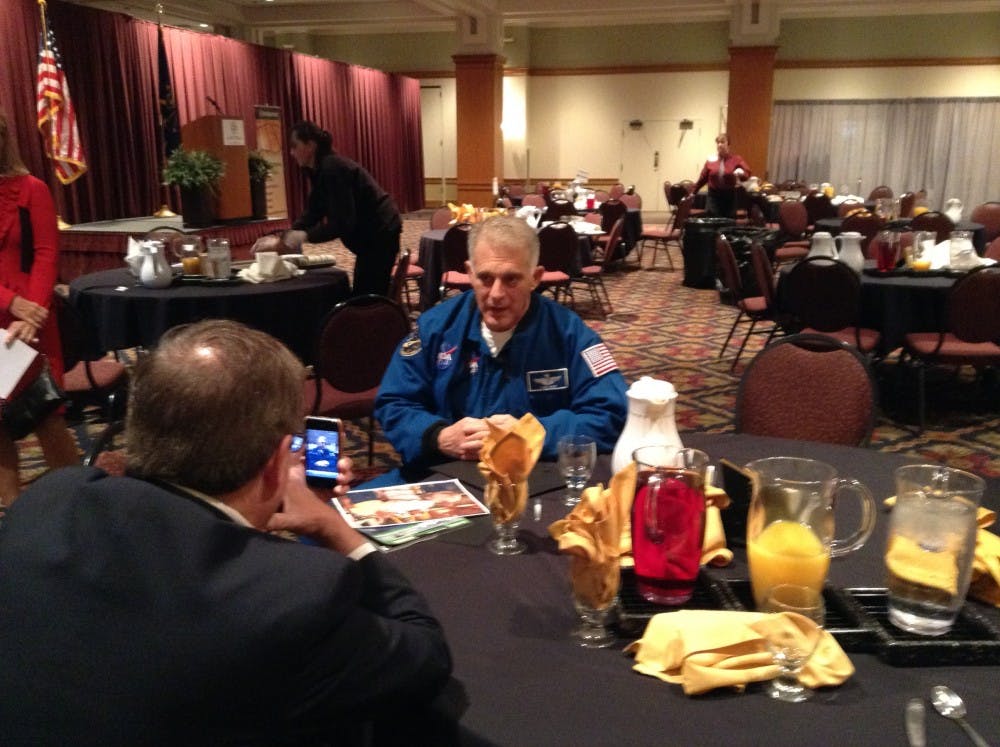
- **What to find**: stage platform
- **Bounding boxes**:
[59,215,291,281]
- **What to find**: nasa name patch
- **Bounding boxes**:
[526,368,568,392]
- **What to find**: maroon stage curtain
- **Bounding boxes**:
[1,0,424,225]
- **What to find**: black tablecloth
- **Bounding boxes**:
[387,433,1000,746]
[814,217,987,253]
[417,228,596,310]
[69,267,350,363]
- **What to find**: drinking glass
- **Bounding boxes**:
[488,516,526,555]
[205,237,232,279]
[761,584,824,703]
[949,230,975,270]
[631,446,710,605]
[573,596,618,649]
[885,464,984,636]
[872,230,900,272]
[557,435,597,507]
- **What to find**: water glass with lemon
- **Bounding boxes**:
[745,458,876,611]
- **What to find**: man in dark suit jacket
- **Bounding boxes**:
[0,320,452,746]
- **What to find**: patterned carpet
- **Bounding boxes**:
[15,211,1000,491]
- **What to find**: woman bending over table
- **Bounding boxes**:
[0,110,78,506]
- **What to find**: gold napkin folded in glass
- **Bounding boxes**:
[549,463,635,609]
[477,413,545,524]
[624,610,853,696]
[885,497,1000,607]
[619,484,733,569]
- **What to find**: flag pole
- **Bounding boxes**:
[153,2,177,218]
[37,0,71,228]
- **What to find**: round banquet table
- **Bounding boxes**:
[69,266,350,363]
[814,217,986,252]
[385,433,1000,746]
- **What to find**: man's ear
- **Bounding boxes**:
[531,264,545,287]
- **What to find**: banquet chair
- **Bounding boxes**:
[593,189,611,204]
[909,211,955,244]
[430,206,452,229]
[620,193,641,210]
[594,199,628,260]
[970,201,1000,245]
[537,221,577,305]
[52,287,129,425]
[985,236,1000,262]
[389,249,422,314]
[736,333,877,447]
[840,212,884,258]
[304,295,411,464]
[867,185,894,200]
[644,194,693,271]
[573,217,623,318]
[782,257,881,355]
[438,222,473,300]
[521,194,546,208]
[837,200,865,217]
[715,238,782,372]
[901,266,1000,433]
[803,192,836,227]
[773,200,811,269]
[898,192,917,218]
[543,199,576,223]
[667,183,689,209]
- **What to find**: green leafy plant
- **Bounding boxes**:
[163,147,225,191]
[248,150,273,185]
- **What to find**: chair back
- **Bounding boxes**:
[715,236,744,299]
[970,201,1000,244]
[749,242,777,309]
[538,222,579,275]
[778,200,809,238]
[522,194,546,208]
[947,266,1000,343]
[867,185,894,200]
[388,250,410,306]
[841,212,884,257]
[803,192,836,224]
[430,206,452,229]
[620,193,641,210]
[672,194,694,230]
[506,184,525,199]
[783,257,861,332]
[601,218,626,270]
[680,179,697,195]
[441,222,472,273]
[667,183,688,207]
[736,333,876,446]
[314,295,411,394]
[898,192,916,218]
[910,211,955,244]
[598,199,627,234]
[543,199,576,223]
[985,236,1000,262]
[662,181,671,206]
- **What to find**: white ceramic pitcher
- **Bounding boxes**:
[610,376,683,474]
[835,231,865,274]
[139,241,174,288]
[806,231,837,259]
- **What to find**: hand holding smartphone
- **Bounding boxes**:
[299,416,342,488]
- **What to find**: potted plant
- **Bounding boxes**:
[248,150,273,220]
[163,147,225,228]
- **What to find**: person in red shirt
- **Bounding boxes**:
[0,110,78,506]
[693,133,751,219]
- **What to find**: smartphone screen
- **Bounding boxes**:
[303,416,341,487]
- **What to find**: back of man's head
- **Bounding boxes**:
[469,215,540,270]
[125,320,304,495]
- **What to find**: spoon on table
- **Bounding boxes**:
[930,685,992,747]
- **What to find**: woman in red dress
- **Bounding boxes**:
[0,110,78,506]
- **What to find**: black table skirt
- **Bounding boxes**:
[388,433,1000,746]
[69,267,350,363]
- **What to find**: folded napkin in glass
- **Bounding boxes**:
[477,413,545,524]
[625,609,853,695]
[885,497,1000,607]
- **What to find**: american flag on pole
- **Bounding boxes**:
[36,18,87,185]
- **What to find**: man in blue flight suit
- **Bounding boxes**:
[376,215,627,469]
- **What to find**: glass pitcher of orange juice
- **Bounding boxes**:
[745,457,876,609]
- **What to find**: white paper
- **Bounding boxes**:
[0,332,40,399]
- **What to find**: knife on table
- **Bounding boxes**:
[906,698,926,747]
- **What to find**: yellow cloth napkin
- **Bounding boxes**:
[619,484,733,569]
[885,497,1000,607]
[477,414,545,524]
[549,463,635,609]
[625,610,854,696]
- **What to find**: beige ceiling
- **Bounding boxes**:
[66,0,1000,38]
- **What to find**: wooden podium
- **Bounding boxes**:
[181,115,251,221]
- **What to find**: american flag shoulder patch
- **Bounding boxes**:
[580,343,619,378]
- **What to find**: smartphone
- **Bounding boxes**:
[302,416,342,488]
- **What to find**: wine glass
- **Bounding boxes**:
[760,584,825,703]
[557,435,597,507]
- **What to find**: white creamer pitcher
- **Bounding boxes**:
[806,231,837,259]
[836,231,865,275]
[139,241,174,288]
[611,376,683,474]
